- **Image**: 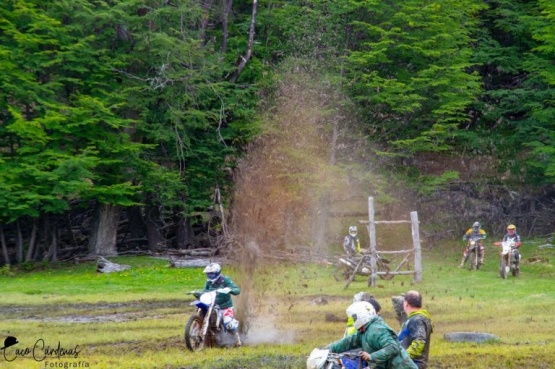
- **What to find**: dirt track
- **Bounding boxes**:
[2,299,184,322]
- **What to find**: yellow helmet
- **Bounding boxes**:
[507,224,516,230]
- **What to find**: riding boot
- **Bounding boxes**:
[234,332,242,347]
[458,256,467,268]
[479,255,484,266]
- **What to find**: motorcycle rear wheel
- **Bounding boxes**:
[184,315,205,351]
[512,262,520,277]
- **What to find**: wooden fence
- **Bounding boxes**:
[360,197,422,287]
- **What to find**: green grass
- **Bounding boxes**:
[1,257,206,304]
[0,242,554,368]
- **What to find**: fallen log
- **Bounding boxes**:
[168,248,216,257]
[97,256,131,273]
[169,259,212,268]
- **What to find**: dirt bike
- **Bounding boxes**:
[466,235,484,270]
[333,253,392,281]
[497,237,520,279]
[307,348,369,369]
[184,290,239,351]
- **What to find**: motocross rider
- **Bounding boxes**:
[345,292,382,337]
[201,262,242,346]
[459,221,487,268]
[343,226,361,257]
[494,224,522,268]
[325,301,417,369]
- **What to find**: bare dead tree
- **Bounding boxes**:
[229,0,257,83]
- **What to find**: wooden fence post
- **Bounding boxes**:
[411,211,422,283]
[368,197,377,287]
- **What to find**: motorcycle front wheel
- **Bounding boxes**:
[500,258,508,279]
[184,315,205,351]
[469,250,479,271]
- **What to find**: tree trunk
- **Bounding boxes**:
[221,0,232,53]
[199,0,215,44]
[16,220,23,263]
[229,0,257,83]
[42,215,59,263]
[0,224,10,266]
[47,225,58,263]
[175,214,195,249]
[145,204,165,252]
[125,206,146,248]
[34,216,49,261]
[25,218,39,262]
[88,202,121,256]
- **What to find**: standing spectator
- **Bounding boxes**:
[398,291,433,369]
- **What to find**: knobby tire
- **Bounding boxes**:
[512,253,519,277]
[500,257,508,279]
[184,315,205,352]
[468,249,479,271]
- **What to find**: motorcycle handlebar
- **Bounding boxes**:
[329,351,361,359]
[187,290,203,298]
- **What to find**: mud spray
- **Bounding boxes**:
[228,70,385,345]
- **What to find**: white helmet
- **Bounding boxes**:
[473,221,480,230]
[306,348,329,369]
[346,301,376,330]
[349,226,357,237]
[203,263,222,282]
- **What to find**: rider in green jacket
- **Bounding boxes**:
[200,262,241,346]
[327,302,417,369]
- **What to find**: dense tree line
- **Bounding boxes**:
[1,0,554,265]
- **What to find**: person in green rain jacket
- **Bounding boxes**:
[327,301,417,369]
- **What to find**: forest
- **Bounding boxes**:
[1,0,554,265]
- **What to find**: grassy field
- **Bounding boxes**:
[0,241,554,369]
